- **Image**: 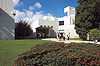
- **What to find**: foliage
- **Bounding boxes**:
[0,40,49,66]
[96,0,100,27]
[15,21,33,39]
[14,42,100,66]
[75,0,100,40]
[89,28,100,41]
[36,25,54,38]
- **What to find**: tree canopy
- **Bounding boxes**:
[75,0,100,40]
[15,21,33,39]
[36,25,54,38]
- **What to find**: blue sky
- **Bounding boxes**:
[15,0,77,17]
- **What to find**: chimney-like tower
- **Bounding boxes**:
[64,6,75,16]
[64,6,75,24]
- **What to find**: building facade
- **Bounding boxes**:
[39,16,58,32]
[31,6,79,39]
[0,0,15,39]
[57,6,79,39]
[31,15,58,38]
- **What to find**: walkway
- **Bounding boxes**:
[42,38,100,44]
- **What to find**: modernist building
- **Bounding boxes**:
[57,6,79,39]
[0,0,14,39]
[31,15,58,38]
[31,6,78,39]
[39,16,58,32]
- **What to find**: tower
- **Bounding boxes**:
[57,6,78,39]
[64,6,75,25]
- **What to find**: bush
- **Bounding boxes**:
[15,21,33,39]
[89,28,100,41]
[14,42,100,66]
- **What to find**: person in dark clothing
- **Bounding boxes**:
[67,33,70,40]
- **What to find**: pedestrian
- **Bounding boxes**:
[67,33,70,40]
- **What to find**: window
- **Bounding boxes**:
[59,21,64,25]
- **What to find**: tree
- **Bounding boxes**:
[75,0,100,40]
[15,21,33,39]
[96,0,100,29]
[36,25,50,38]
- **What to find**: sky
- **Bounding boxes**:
[12,0,78,31]
[13,0,78,17]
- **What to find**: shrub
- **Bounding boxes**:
[36,26,56,38]
[89,28,100,41]
[14,42,100,66]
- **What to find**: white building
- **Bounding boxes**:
[31,6,79,39]
[0,0,14,39]
[39,16,58,32]
[31,15,58,38]
[31,15,58,33]
[57,6,79,39]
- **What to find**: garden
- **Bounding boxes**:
[14,42,100,66]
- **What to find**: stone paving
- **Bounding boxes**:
[42,38,100,44]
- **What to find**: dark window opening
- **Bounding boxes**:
[59,21,64,25]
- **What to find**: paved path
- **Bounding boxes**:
[42,38,100,44]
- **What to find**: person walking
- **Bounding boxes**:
[67,33,70,40]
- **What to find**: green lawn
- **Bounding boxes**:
[0,40,49,66]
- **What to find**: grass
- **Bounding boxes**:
[0,40,49,66]
[0,39,99,66]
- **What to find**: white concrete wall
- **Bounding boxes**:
[58,6,79,38]
[39,16,58,32]
[0,0,13,16]
[64,6,76,16]
[58,17,78,38]
[31,20,40,32]
[31,16,58,33]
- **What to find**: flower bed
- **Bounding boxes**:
[14,42,100,66]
